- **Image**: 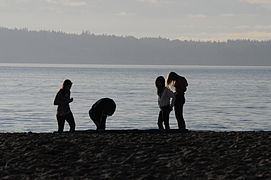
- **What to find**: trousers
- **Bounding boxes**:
[56,112,75,132]
[158,105,171,130]
[174,93,186,130]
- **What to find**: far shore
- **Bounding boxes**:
[0,130,270,179]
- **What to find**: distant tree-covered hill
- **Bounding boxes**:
[0,27,270,65]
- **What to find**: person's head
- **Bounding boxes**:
[155,76,165,97]
[62,79,73,90]
[104,98,116,116]
[166,72,178,87]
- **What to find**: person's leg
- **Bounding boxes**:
[163,106,171,130]
[157,110,164,129]
[66,113,76,132]
[95,112,103,130]
[56,115,65,133]
[89,109,101,130]
[174,94,186,130]
[100,114,107,130]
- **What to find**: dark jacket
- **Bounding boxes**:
[54,89,72,116]
[174,76,188,93]
[89,98,116,116]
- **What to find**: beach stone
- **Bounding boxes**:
[0,131,271,179]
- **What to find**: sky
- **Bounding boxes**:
[0,0,271,41]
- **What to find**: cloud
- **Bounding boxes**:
[136,0,173,4]
[188,14,208,19]
[241,0,271,4]
[220,13,257,18]
[255,25,271,29]
[46,0,87,7]
[114,11,134,17]
[0,1,8,7]
[177,31,271,41]
[137,0,160,3]
[219,31,271,40]
[64,2,87,7]
[0,0,33,7]
[220,13,236,17]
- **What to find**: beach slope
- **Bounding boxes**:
[0,130,270,179]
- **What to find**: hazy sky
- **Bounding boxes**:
[1,0,271,41]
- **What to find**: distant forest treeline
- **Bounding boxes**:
[0,27,270,65]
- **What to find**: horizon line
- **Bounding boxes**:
[0,62,270,68]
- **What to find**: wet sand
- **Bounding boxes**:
[0,130,270,179]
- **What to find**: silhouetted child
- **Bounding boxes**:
[155,76,175,130]
[89,98,116,130]
[54,79,75,132]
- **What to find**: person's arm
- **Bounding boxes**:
[54,91,72,105]
[167,88,176,108]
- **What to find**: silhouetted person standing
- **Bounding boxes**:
[155,76,175,130]
[166,72,188,131]
[89,98,116,130]
[54,79,75,132]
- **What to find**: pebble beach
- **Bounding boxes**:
[0,130,270,179]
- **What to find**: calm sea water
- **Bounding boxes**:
[0,63,270,132]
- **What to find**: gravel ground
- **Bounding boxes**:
[0,130,270,180]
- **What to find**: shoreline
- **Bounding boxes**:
[2,128,270,133]
[1,130,270,179]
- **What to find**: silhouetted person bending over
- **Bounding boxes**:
[54,79,75,132]
[89,98,116,130]
[166,72,188,131]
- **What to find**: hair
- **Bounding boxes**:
[166,72,178,87]
[155,76,165,97]
[62,79,72,89]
